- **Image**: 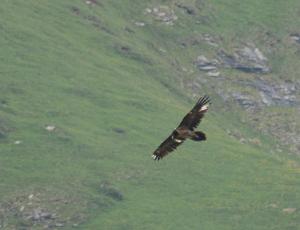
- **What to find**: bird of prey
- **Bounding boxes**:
[152,95,210,160]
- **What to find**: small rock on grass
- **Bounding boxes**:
[45,125,56,131]
[282,208,297,214]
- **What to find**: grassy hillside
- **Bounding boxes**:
[0,1,299,229]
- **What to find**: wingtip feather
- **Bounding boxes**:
[152,154,160,161]
[197,95,210,108]
[198,95,210,105]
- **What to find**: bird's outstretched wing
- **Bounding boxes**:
[152,130,185,160]
[178,95,210,130]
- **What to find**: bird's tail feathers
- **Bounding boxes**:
[190,131,206,141]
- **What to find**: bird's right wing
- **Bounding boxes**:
[152,131,185,160]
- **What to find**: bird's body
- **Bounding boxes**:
[174,127,191,140]
[152,95,210,160]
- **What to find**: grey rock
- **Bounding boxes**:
[202,34,219,47]
[40,212,55,220]
[234,64,270,74]
[251,79,299,106]
[146,6,177,25]
[32,208,42,221]
[199,66,217,71]
[238,46,267,62]
[14,140,22,145]
[218,45,270,74]
[195,55,209,65]
[145,8,152,13]
[28,208,55,221]
[259,92,272,106]
[231,92,257,109]
[282,208,297,214]
[290,33,300,43]
[217,50,236,67]
[55,223,64,227]
[194,55,218,71]
[45,125,56,131]
[207,71,220,77]
[134,22,145,27]
[175,3,196,15]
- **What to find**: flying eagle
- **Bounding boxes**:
[152,95,210,160]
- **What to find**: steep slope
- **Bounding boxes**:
[0,1,299,229]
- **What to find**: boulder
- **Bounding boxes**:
[218,45,270,74]
[194,55,218,71]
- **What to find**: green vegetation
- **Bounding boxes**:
[0,1,299,229]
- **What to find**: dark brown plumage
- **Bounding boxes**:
[152,95,210,160]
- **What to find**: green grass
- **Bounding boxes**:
[0,0,299,229]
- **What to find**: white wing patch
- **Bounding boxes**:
[200,104,209,112]
[174,138,183,143]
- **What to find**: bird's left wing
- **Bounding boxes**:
[178,95,210,130]
[152,131,185,160]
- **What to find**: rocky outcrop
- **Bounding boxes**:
[253,79,299,106]
[214,78,299,108]
[189,68,300,154]
[218,45,270,74]
[194,44,270,76]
